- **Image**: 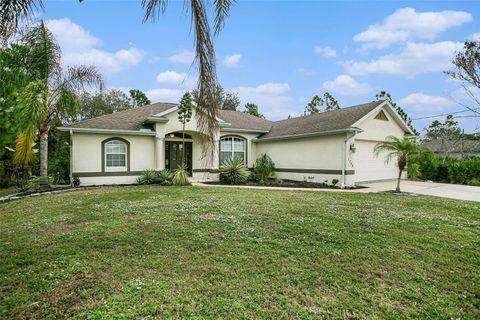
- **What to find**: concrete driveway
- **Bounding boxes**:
[359,180,480,202]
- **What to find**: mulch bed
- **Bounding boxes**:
[203,179,367,190]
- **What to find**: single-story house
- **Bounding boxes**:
[59,100,413,186]
[423,138,480,159]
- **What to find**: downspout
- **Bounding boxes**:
[342,130,357,187]
[69,129,73,186]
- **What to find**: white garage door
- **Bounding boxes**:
[354,140,398,183]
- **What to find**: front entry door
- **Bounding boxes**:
[166,141,192,175]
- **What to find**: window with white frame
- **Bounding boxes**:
[220,136,246,164]
[105,140,127,171]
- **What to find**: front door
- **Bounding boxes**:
[165,141,192,175]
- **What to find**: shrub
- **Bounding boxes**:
[137,169,159,185]
[407,163,421,180]
[172,164,190,186]
[253,153,275,183]
[158,169,173,186]
[220,156,249,184]
[416,156,480,185]
[331,179,339,187]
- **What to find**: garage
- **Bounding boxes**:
[354,140,399,183]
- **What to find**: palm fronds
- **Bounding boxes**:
[0,0,43,41]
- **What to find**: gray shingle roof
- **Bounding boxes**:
[257,101,383,140]
[69,103,177,131]
[218,109,272,131]
[66,101,385,137]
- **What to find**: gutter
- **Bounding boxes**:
[253,127,363,142]
[58,127,156,136]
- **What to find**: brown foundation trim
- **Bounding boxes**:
[193,169,220,173]
[274,168,355,175]
[73,171,142,177]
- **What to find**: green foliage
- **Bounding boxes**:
[72,89,133,123]
[423,115,464,158]
[137,169,160,185]
[219,156,249,184]
[304,92,340,115]
[407,163,421,180]
[253,153,275,183]
[47,126,70,184]
[172,164,190,186]
[375,91,419,135]
[129,89,151,107]
[191,85,240,111]
[178,93,193,125]
[157,169,174,186]
[243,103,265,118]
[331,178,339,187]
[416,157,480,185]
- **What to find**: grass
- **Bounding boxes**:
[0,187,18,197]
[1,186,479,319]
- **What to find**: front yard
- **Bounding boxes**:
[1,186,479,319]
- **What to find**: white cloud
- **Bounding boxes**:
[343,41,464,78]
[230,82,304,119]
[354,8,472,49]
[168,50,195,64]
[398,92,453,108]
[314,46,337,57]
[46,18,145,75]
[322,75,372,96]
[223,54,241,68]
[145,88,185,103]
[469,33,480,41]
[156,71,188,84]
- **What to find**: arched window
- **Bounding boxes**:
[220,136,246,164]
[104,139,128,171]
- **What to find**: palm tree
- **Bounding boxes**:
[13,21,103,189]
[1,0,235,156]
[374,136,425,193]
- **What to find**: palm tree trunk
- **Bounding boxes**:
[39,124,50,190]
[396,169,402,193]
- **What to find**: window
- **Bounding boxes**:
[105,140,127,171]
[220,136,246,164]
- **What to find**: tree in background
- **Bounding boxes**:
[304,92,340,115]
[70,90,132,123]
[14,21,103,189]
[375,91,419,135]
[1,0,235,157]
[423,115,463,159]
[129,89,151,107]
[244,103,265,119]
[445,41,480,117]
[192,85,240,111]
[178,92,193,166]
[374,136,426,192]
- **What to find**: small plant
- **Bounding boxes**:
[72,176,81,187]
[253,153,275,183]
[137,169,159,185]
[158,169,173,186]
[331,179,339,187]
[220,156,249,184]
[172,164,190,186]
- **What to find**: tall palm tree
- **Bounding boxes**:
[1,0,235,156]
[13,21,103,189]
[374,136,425,193]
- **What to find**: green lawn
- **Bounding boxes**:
[1,186,479,319]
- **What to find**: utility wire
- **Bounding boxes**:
[411,106,480,121]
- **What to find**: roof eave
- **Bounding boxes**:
[253,127,363,142]
[58,127,156,136]
[220,127,270,133]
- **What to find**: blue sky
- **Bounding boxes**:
[40,0,480,133]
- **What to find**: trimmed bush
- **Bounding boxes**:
[220,156,249,184]
[253,153,275,183]
[416,157,480,185]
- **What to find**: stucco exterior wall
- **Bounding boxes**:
[254,134,354,185]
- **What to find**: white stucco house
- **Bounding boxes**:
[59,100,413,186]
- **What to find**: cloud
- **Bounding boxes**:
[314,46,337,57]
[296,68,317,76]
[145,88,185,102]
[322,75,372,96]
[168,50,195,64]
[469,33,480,41]
[156,71,188,84]
[230,82,305,119]
[46,18,145,75]
[399,93,453,111]
[354,8,472,49]
[223,54,241,68]
[343,41,464,78]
